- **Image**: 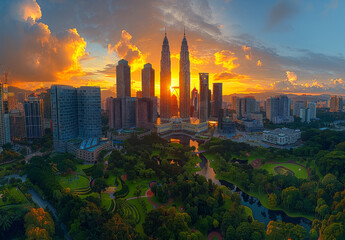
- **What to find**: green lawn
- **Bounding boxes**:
[76,164,94,174]
[101,193,113,210]
[0,187,28,206]
[127,198,153,235]
[58,174,90,190]
[260,162,309,179]
[126,179,153,199]
[104,174,117,186]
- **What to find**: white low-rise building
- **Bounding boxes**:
[262,128,301,145]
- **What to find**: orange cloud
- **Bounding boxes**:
[108,30,146,72]
[213,72,249,82]
[214,50,239,71]
[242,45,251,52]
[257,60,262,67]
[286,71,297,83]
[2,0,89,87]
[17,0,42,23]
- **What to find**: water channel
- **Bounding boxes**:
[166,135,312,230]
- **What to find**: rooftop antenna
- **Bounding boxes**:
[184,26,185,37]
[165,26,167,36]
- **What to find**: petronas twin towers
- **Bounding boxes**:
[160,30,190,122]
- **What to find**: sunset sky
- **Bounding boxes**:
[1,0,345,96]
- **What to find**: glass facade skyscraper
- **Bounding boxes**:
[51,85,101,151]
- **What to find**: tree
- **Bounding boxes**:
[236,222,253,240]
[102,214,138,240]
[24,208,55,240]
[225,225,236,240]
[268,193,278,208]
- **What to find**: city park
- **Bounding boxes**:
[0,132,318,240]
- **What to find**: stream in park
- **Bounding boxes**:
[167,135,312,231]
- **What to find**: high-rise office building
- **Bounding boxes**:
[40,89,52,129]
[171,94,178,117]
[266,95,293,124]
[116,59,131,98]
[179,32,190,121]
[160,32,171,121]
[8,92,16,111]
[24,94,44,139]
[212,83,222,118]
[77,87,102,138]
[300,108,311,123]
[191,87,198,117]
[51,85,102,151]
[142,63,155,98]
[308,102,317,119]
[9,110,26,140]
[107,97,136,130]
[330,96,343,112]
[199,73,209,122]
[236,97,256,118]
[208,89,212,118]
[230,96,238,111]
[293,101,306,116]
[0,78,10,145]
[136,98,155,129]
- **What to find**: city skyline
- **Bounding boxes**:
[1,0,345,96]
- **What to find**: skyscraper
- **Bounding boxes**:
[191,87,198,117]
[51,85,102,151]
[212,83,222,117]
[266,95,293,124]
[330,96,343,112]
[230,96,238,111]
[0,82,11,145]
[116,59,131,98]
[308,102,317,119]
[77,87,102,138]
[160,31,171,121]
[24,93,44,139]
[300,108,311,123]
[293,101,306,116]
[236,97,256,118]
[179,31,190,121]
[142,63,155,98]
[10,110,26,140]
[107,97,136,130]
[199,73,209,122]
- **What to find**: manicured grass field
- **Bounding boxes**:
[0,187,28,206]
[104,174,117,186]
[126,179,152,199]
[127,198,153,234]
[260,162,308,179]
[76,164,94,174]
[58,174,90,190]
[101,193,113,210]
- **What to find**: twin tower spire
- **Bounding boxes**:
[160,28,190,121]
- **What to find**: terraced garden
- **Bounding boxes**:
[117,199,141,224]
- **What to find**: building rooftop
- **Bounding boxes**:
[263,128,300,136]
